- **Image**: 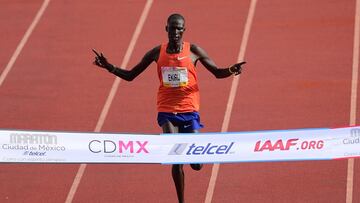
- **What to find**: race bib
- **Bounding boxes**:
[161,66,188,87]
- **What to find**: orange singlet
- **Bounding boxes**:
[156,42,200,113]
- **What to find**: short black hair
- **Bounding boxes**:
[167,13,185,24]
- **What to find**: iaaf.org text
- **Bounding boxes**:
[254,138,324,152]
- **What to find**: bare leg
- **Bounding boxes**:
[172,164,184,203]
[162,121,184,203]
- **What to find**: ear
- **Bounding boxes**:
[165,25,169,32]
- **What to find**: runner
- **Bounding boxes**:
[93,13,246,203]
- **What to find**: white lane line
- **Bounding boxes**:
[64,0,153,202]
[93,0,153,133]
[346,0,360,202]
[204,0,258,202]
[0,0,50,87]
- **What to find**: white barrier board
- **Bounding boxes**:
[0,126,359,164]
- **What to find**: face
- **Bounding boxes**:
[166,18,185,43]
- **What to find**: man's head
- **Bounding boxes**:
[166,13,186,43]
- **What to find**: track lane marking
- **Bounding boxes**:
[64,0,153,202]
[346,0,360,202]
[0,0,50,87]
[204,0,258,202]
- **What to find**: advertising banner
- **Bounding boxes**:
[162,127,360,164]
[0,126,359,164]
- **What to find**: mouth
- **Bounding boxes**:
[170,35,180,41]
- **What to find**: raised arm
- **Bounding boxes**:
[190,44,246,78]
[93,46,160,81]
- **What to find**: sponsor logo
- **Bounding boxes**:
[88,140,149,154]
[254,138,324,152]
[2,137,66,161]
[168,142,235,155]
[10,133,57,145]
[168,143,188,155]
[351,128,360,136]
[177,56,188,60]
[343,128,360,145]
[2,133,66,158]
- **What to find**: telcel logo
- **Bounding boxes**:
[89,140,149,154]
[169,142,234,155]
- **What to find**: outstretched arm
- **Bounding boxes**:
[190,44,246,78]
[93,46,160,81]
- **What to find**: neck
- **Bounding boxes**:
[167,40,183,53]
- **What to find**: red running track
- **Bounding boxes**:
[0,0,359,202]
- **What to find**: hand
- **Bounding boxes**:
[92,49,113,71]
[229,61,246,75]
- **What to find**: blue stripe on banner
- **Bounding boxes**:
[162,157,334,165]
[161,127,329,136]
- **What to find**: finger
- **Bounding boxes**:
[92,49,101,57]
[234,62,245,70]
[237,61,246,66]
[95,58,104,66]
[93,60,100,66]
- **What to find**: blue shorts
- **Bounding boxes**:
[157,112,204,132]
